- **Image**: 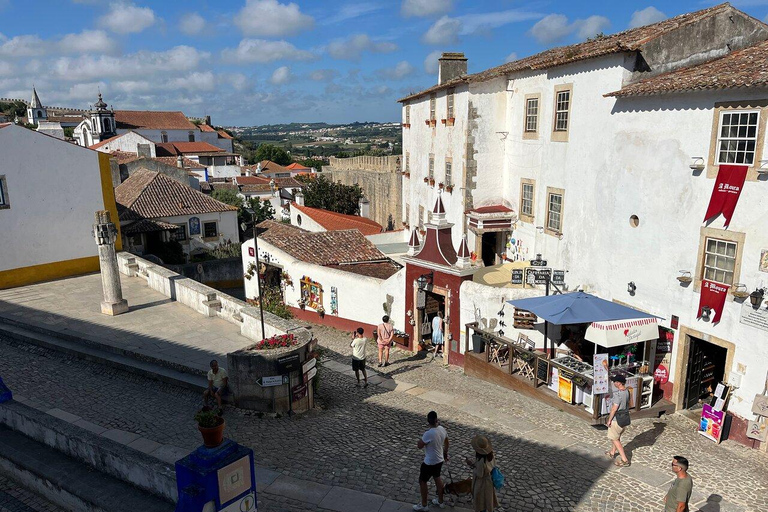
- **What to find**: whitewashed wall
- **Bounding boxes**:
[116,128,196,144]
[290,207,325,233]
[93,131,156,156]
[160,211,239,252]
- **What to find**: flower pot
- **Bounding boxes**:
[472,334,485,353]
[429,179,435,186]
[445,186,453,193]
[198,418,225,448]
[423,177,429,183]
[438,183,444,190]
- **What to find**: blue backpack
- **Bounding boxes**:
[491,467,504,490]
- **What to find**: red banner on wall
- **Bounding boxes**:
[698,279,730,324]
[703,164,748,227]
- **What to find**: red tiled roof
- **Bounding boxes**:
[399,3,735,102]
[198,123,216,132]
[240,184,273,193]
[606,38,768,97]
[217,129,233,139]
[109,150,141,164]
[286,162,311,170]
[153,156,207,169]
[471,205,514,214]
[325,261,401,279]
[122,218,179,234]
[273,177,303,189]
[115,110,196,130]
[292,203,383,236]
[235,176,271,185]
[261,228,390,267]
[257,219,307,237]
[115,168,237,221]
[156,141,224,155]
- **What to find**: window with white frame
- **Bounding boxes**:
[521,183,534,216]
[0,175,8,208]
[429,94,436,121]
[447,88,455,119]
[172,224,187,241]
[554,90,570,132]
[702,237,737,285]
[717,110,759,165]
[445,160,452,187]
[203,221,218,238]
[546,191,563,232]
[405,105,411,125]
[525,98,539,133]
[428,155,434,179]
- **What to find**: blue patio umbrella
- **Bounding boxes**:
[507,291,659,325]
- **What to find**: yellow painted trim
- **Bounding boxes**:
[0,256,100,290]
[98,152,122,251]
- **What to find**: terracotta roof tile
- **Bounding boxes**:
[606,38,768,97]
[273,177,303,189]
[235,176,271,185]
[240,184,273,193]
[399,3,733,102]
[109,150,141,164]
[115,110,197,130]
[122,218,179,234]
[217,129,233,139]
[286,162,311,170]
[152,156,207,169]
[325,262,401,279]
[156,141,225,155]
[115,168,237,221]
[261,228,389,267]
[292,203,383,236]
[198,123,216,132]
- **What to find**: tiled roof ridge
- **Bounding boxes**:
[291,202,383,235]
[399,2,733,102]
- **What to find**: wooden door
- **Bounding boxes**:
[684,337,704,409]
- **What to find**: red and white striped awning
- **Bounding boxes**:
[585,317,659,348]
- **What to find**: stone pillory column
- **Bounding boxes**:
[93,210,129,316]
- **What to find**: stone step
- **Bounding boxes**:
[0,425,173,512]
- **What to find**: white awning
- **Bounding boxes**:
[585,317,659,348]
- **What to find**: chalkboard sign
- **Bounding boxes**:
[525,267,551,285]
[552,270,565,285]
[537,357,550,384]
[277,353,300,372]
[511,269,524,285]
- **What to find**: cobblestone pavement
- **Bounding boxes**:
[1,327,766,512]
[0,476,65,512]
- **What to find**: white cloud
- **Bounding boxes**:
[327,34,397,60]
[459,10,542,35]
[575,15,610,40]
[222,39,315,64]
[505,52,518,63]
[59,30,119,55]
[422,16,461,45]
[309,69,338,81]
[401,0,453,18]
[0,35,48,57]
[0,60,13,77]
[378,60,414,80]
[99,2,157,35]
[629,7,666,29]
[179,12,206,36]
[270,66,292,85]
[235,0,314,38]
[168,71,216,92]
[324,3,382,24]
[424,50,441,74]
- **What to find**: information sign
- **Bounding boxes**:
[218,456,252,505]
[304,367,317,383]
[552,270,565,285]
[525,267,551,285]
[277,353,300,372]
[530,255,548,266]
[302,358,317,374]
[510,269,524,285]
[292,383,307,401]
[698,403,725,443]
[593,353,610,394]
[259,376,283,387]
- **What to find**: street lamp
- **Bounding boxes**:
[749,288,765,309]
[243,208,266,338]
[416,272,433,290]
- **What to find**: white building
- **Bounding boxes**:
[400,3,768,442]
[0,123,120,288]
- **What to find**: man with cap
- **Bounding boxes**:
[465,435,498,512]
[605,374,631,467]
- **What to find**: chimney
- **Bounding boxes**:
[358,197,370,218]
[295,191,304,206]
[177,155,184,168]
[438,52,467,85]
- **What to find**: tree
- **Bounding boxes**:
[211,189,243,208]
[297,175,363,215]
[246,197,275,224]
[299,158,325,173]
[254,143,291,165]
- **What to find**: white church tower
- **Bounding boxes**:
[75,92,116,147]
[26,87,47,125]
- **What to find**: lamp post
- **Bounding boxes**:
[243,208,266,338]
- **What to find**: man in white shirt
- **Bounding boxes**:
[350,327,368,388]
[414,411,449,510]
[204,359,228,411]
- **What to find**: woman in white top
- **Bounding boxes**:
[431,311,444,360]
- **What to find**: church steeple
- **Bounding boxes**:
[27,86,48,125]
[88,91,115,142]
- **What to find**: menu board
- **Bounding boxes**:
[537,358,550,384]
[593,353,610,394]
[699,403,725,443]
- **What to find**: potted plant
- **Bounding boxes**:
[447,117,455,126]
[423,177,429,183]
[425,120,431,126]
[317,305,326,318]
[445,185,454,193]
[195,407,225,448]
[428,178,436,186]
[430,119,437,127]
[298,298,306,310]
[438,182,444,190]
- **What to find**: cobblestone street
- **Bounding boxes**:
[1,324,766,511]
[0,476,65,512]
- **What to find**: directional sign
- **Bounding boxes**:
[304,367,317,383]
[259,376,283,387]
[277,353,300,372]
[302,358,317,374]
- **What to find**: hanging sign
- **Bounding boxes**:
[698,403,725,443]
[654,364,670,385]
[752,395,768,416]
[747,419,768,442]
[593,353,610,394]
[698,280,730,324]
[740,303,768,332]
[703,164,748,227]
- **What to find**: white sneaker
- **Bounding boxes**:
[431,498,446,509]
[412,504,429,511]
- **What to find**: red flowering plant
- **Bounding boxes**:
[254,333,297,350]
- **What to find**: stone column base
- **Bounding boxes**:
[101,300,129,316]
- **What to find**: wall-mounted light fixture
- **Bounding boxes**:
[627,281,636,294]
[749,288,765,308]
[759,160,768,174]
[677,270,692,284]
[701,306,713,319]
[416,272,434,291]
[732,283,749,299]
[689,157,705,172]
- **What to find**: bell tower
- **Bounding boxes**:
[27,87,48,125]
[89,92,116,143]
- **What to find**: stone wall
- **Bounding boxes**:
[167,256,244,290]
[324,155,402,229]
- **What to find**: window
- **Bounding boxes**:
[447,88,455,119]
[405,105,410,125]
[703,238,737,285]
[405,203,410,224]
[428,155,434,180]
[161,131,168,143]
[430,94,436,121]
[546,187,564,234]
[520,179,535,222]
[0,175,8,209]
[405,152,410,172]
[418,205,425,229]
[717,111,759,165]
[445,160,452,187]
[172,224,187,241]
[525,98,539,133]
[554,90,570,131]
[203,221,218,238]
[188,131,195,142]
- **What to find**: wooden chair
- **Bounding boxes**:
[490,343,509,368]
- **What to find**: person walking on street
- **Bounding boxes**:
[377,315,394,367]
[605,374,631,467]
[465,435,498,512]
[350,327,368,388]
[431,311,445,360]
[664,456,693,512]
[414,411,449,511]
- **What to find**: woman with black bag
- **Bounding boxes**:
[605,374,631,467]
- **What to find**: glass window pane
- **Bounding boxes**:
[726,243,736,257]
[707,238,717,252]
[705,254,716,267]
[749,112,758,124]
[704,268,715,280]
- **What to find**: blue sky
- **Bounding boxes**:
[1,1,767,126]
